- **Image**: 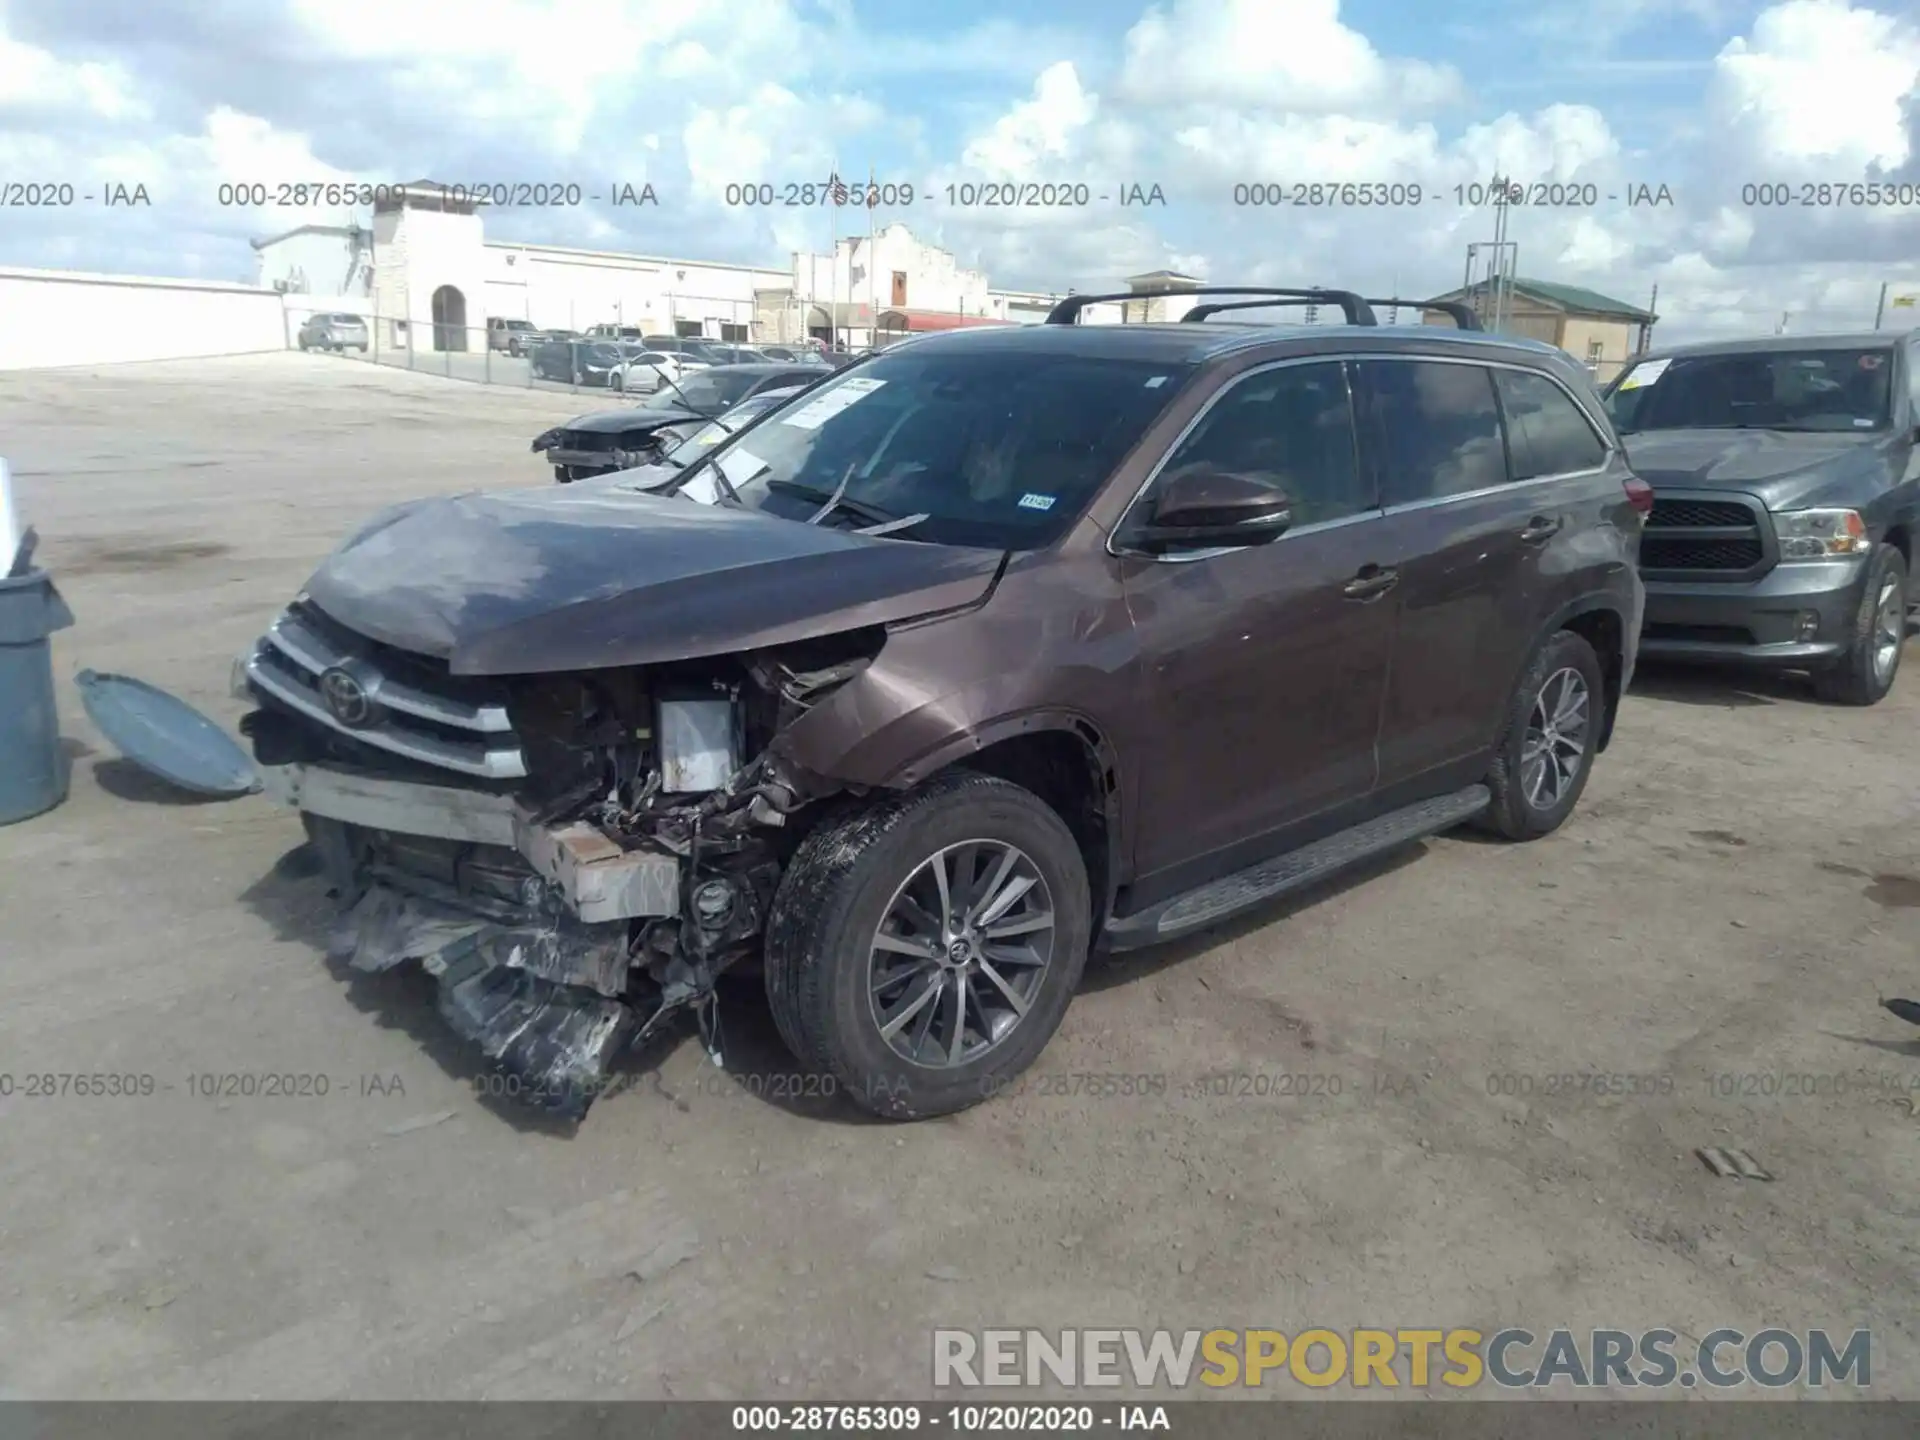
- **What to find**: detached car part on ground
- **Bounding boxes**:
[234,287,1645,1121]
[1606,333,1920,705]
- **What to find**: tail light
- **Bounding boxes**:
[1623,476,1654,518]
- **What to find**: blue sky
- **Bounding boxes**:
[1,0,1916,339]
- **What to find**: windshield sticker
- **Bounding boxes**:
[1859,354,1884,369]
[1018,493,1057,511]
[716,447,766,486]
[1144,375,1169,388]
[1616,358,1671,391]
[780,377,888,431]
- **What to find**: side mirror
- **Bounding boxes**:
[1131,468,1293,551]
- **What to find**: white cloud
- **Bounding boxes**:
[0,0,1918,338]
[959,63,1101,177]
[1710,0,1920,170]
[1118,0,1462,116]
[0,27,145,120]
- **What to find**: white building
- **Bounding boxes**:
[254,186,1132,352]
[250,223,373,300]
[484,242,784,341]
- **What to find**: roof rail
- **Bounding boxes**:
[1377,298,1481,331]
[1183,296,1484,331]
[1044,287,1378,327]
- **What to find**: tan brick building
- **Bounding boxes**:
[1421,278,1658,385]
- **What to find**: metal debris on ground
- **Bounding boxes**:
[1697,1146,1774,1181]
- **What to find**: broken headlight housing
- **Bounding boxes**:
[531,428,561,452]
[1773,508,1870,562]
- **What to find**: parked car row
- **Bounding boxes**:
[520,331,831,390]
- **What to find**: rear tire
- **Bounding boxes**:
[1813,543,1906,706]
[765,771,1091,1120]
[1476,629,1605,841]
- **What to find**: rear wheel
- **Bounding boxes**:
[1476,629,1605,841]
[1814,543,1906,706]
[765,771,1091,1119]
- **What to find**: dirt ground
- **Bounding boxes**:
[1,353,1917,1404]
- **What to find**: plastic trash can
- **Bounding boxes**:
[0,567,75,825]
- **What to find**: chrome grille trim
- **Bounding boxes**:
[245,610,527,781]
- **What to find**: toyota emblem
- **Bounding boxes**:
[319,666,374,727]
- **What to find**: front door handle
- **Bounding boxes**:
[1342,565,1399,601]
[1519,515,1563,543]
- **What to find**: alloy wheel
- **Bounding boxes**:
[1871,574,1905,685]
[867,840,1056,1069]
[1520,666,1591,811]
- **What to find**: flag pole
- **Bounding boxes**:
[868,161,878,346]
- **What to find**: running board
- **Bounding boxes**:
[1103,784,1491,950]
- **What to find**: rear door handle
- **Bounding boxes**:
[1519,515,1563,543]
[1342,565,1399,601]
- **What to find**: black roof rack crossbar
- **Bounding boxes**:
[1182,296,1484,331]
[1044,287,1378,327]
[1372,297,1482,330]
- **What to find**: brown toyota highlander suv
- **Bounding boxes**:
[233,286,1648,1120]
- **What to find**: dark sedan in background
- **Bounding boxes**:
[529,338,634,387]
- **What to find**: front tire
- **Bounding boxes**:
[765,771,1091,1120]
[1476,629,1605,841]
[1814,543,1906,706]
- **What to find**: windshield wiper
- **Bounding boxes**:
[766,475,899,529]
[669,449,749,507]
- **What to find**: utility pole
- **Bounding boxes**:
[1875,281,1889,330]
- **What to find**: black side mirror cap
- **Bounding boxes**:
[1131,468,1293,551]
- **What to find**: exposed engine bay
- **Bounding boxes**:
[239,611,888,1119]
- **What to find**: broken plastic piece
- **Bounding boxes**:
[438,963,637,1120]
[1697,1146,1773,1181]
[75,669,260,797]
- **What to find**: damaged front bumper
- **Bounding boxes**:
[264,762,745,1119]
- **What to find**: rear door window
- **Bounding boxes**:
[1494,369,1608,479]
[1361,360,1508,505]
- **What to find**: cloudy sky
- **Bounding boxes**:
[2,0,1917,341]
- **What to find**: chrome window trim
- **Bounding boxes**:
[1106,355,1373,561]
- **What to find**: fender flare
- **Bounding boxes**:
[882,708,1128,912]
[1527,591,1634,751]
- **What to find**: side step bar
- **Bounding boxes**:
[1103,784,1491,950]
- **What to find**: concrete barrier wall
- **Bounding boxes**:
[0,266,290,371]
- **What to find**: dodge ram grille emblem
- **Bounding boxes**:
[319,667,375,727]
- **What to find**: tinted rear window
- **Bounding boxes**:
[1496,369,1608,478]
[1361,360,1507,504]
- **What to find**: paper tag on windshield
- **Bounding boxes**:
[716,447,765,485]
[781,377,886,431]
[1616,358,1670,391]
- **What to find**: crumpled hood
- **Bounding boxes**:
[1622,428,1885,509]
[303,486,1005,676]
[550,406,701,437]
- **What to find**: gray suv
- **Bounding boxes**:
[1605,333,1919,704]
[297,313,369,353]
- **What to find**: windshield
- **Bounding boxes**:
[1606,348,1894,434]
[665,395,779,461]
[655,369,767,412]
[695,347,1195,548]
